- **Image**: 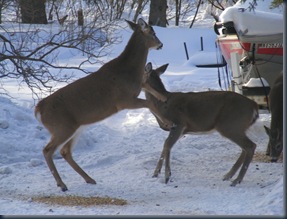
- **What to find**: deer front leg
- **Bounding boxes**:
[264,126,271,156]
[153,125,184,183]
[153,150,165,178]
[124,98,174,128]
[120,98,149,110]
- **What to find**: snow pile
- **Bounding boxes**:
[244,78,269,87]
[255,177,284,215]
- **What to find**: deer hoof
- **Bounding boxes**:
[165,169,171,183]
[153,168,161,178]
[165,177,170,184]
[61,187,68,192]
[152,173,159,178]
[60,185,68,192]
[86,178,97,184]
[222,176,229,181]
[222,173,232,181]
[230,179,241,187]
[57,182,68,192]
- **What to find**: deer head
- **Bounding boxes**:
[126,18,163,50]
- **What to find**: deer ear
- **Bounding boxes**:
[137,18,148,31]
[145,62,153,74]
[156,64,169,75]
[126,19,137,31]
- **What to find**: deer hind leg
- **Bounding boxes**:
[153,125,184,183]
[230,135,256,186]
[221,132,256,186]
[43,138,72,191]
[43,126,80,191]
[60,129,96,185]
[223,150,246,181]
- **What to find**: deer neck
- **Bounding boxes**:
[118,31,149,72]
[145,88,170,103]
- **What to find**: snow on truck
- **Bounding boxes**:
[214,5,283,109]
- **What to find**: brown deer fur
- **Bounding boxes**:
[35,19,164,191]
[143,62,259,186]
[264,72,283,162]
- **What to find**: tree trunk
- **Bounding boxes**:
[175,0,182,26]
[189,0,202,28]
[78,9,84,26]
[0,4,2,24]
[148,0,167,27]
[19,0,48,24]
[133,0,147,22]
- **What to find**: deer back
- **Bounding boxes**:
[144,62,258,133]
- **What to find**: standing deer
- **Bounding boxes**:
[143,62,259,186]
[34,18,165,191]
[264,72,283,162]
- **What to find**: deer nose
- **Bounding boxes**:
[157,43,163,50]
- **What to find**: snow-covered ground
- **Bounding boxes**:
[0,1,284,216]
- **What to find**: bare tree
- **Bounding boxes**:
[0,0,127,97]
[0,0,6,23]
[207,0,228,11]
[129,0,149,22]
[0,21,119,97]
[189,0,202,28]
[77,9,84,26]
[85,0,128,21]
[164,0,195,26]
[175,0,181,26]
[270,0,284,8]
[186,0,238,27]
[149,0,167,27]
[0,0,14,23]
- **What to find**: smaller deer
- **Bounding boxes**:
[264,72,283,162]
[143,62,259,186]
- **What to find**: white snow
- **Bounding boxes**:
[244,78,269,87]
[0,1,284,216]
[219,2,283,36]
